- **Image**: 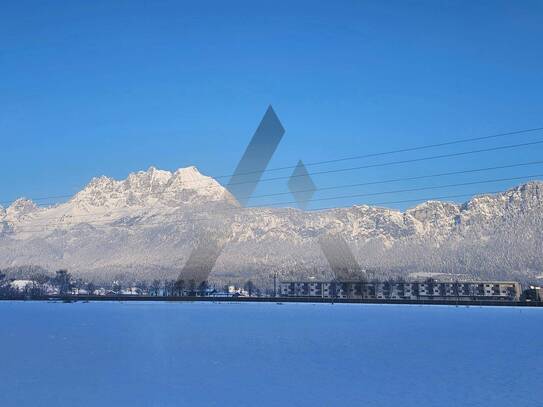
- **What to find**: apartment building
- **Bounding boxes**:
[279,280,521,301]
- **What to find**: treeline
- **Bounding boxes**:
[0,268,265,298]
[0,269,73,297]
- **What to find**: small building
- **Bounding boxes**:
[10,280,34,291]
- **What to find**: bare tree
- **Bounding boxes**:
[135,280,148,295]
[0,272,6,296]
[244,280,255,297]
[86,282,96,295]
[198,280,209,296]
[164,280,175,296]
[0,272,15,298]
[150,279,161,296]
[188,279,196,296]
[54,270,72,295]
[174,279,185,296]
[112,281,122,295]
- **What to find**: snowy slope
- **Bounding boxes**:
[1,166,542,283]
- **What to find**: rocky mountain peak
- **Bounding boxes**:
[2,177,542,283]
[5,198,39,220]
[69,165,236,209]
[406,201,460,223]
[124,166,172,191]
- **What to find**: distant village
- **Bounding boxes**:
[1,269,542,303]
[0,270,261,298]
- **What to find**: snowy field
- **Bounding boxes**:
[0,301,542,407]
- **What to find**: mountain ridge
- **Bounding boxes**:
[1,166,542,285]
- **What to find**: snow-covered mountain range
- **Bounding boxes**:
[1,166,542,285]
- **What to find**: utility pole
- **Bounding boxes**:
[273,272,277,298]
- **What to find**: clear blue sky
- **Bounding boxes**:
[2,0,543,210]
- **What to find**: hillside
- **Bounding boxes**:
[1,166,542,285]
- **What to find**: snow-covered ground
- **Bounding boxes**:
[0,301,541,407]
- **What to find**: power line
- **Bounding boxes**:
[211,126,543,178]
[9,175,541,232]
[254,174,543,207]
[242,140,543,186]
[250,160,543,199]
[313,191,505,211]
[5,160,543,224]
[3,137,543,207]
[24,159,543,211]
